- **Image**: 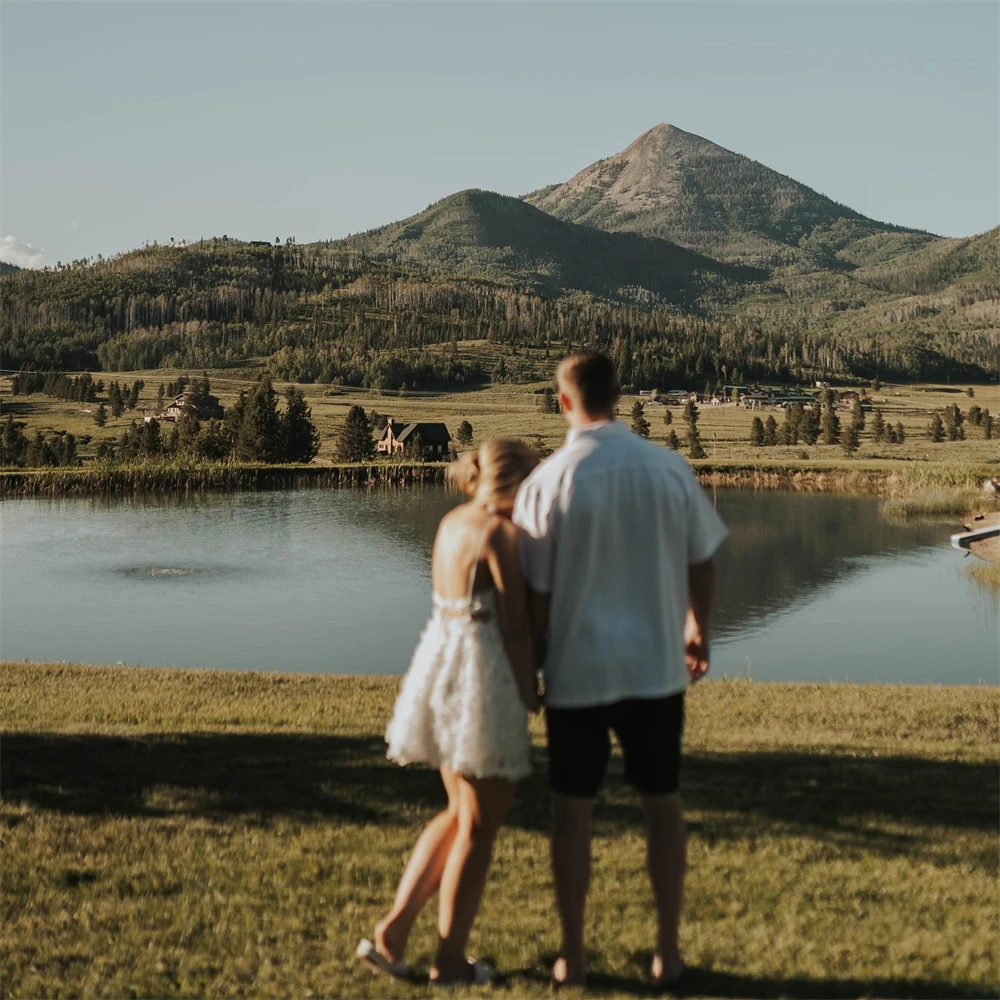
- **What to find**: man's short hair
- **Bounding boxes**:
[557,350,619,415]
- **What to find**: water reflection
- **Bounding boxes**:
[1,487,994,684]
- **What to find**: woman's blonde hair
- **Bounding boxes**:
[448,438,540,508]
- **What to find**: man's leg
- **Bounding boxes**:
[614,694,687,984]
[551,793,596,986]
[546,704,608,987]
[640,791,686,982]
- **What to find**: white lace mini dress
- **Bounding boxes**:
[385,525,532,782]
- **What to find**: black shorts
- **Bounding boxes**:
[545,693,685,798]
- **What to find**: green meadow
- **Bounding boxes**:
[2,663,997,999]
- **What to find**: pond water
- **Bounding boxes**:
[1,487,996,685]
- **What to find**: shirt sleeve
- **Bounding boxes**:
[512,479,557,594]
[687,475,729,565]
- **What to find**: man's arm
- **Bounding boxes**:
[685,558,715,683]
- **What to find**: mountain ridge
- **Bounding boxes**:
[331,187,760,306]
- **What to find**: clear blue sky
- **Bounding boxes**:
[3,1,997,268]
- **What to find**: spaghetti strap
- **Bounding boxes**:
[466,517,495,602]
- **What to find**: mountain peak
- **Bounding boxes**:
[524,124,926,263]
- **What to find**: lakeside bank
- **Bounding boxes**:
[2,662,997,999]
[1,458,995,504]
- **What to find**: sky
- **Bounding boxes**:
[2,1,997,268]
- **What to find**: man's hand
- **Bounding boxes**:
[686,558,715,684]
[684,608,710,683]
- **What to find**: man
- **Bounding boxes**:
[513,350,727,989]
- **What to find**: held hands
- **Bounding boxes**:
[684,609,710,684]
[520,681,541,714]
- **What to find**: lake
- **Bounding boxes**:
[1,487,996,685]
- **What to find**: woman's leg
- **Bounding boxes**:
[374,769,461,963]
[432,772,517,981]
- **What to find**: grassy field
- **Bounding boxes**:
[2,663,997,999]
[2,357,997,471]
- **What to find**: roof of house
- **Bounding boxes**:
[396,422,452,445]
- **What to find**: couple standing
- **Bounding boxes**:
[357,351,728,988]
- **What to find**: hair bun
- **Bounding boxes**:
[447,450,481,496]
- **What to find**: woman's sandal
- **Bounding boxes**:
[355,938,412,981]
[430,958,495,988]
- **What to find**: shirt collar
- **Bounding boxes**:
[565,419,629,445]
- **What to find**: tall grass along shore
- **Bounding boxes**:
[2,663,996,999]
[1,458,995,502]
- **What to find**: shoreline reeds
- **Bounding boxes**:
[1,458,994,501]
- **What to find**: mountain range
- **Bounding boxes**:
[2,124,997,383]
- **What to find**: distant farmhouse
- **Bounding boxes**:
[377,418,452,458]
[161,390,225,422]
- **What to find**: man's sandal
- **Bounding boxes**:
[430,958,495,987]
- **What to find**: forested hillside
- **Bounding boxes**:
[1,235,994,387]
[330,188,757,305]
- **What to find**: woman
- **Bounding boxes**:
[357,438,540,985]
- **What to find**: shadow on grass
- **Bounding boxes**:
[501,960,996,999]
[1,733,995,846]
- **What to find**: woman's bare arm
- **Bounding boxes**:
[486,519,539,712]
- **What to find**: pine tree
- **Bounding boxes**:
[631,401,651,439]
[281,386,320,463]
[871,409,886,443]
[663,408,672,427]
[782,404,802,446]
[336,405,375,462]
[141,419,161,455]
[850,398,865,431]
[94,403,108,427]
[109,382,125,419]
[177,410,201,454]
[895,421,905,444]
[983,409,993,440]
[456,420,473,447]
[821,402,840,445]
[682,399,706,459]
[764,415,778,446]
[665,429,680,450]
[928,413,944,442]
[967,405,982,427]
[157,383,166,412]
[234,379,283,462]
[1,415,27,466]
[842,422,860,456]
[886,425,898,444]
[801,406,820,445]
[750,416,764,446]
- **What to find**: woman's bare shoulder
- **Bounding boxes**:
[487,516,519,553]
